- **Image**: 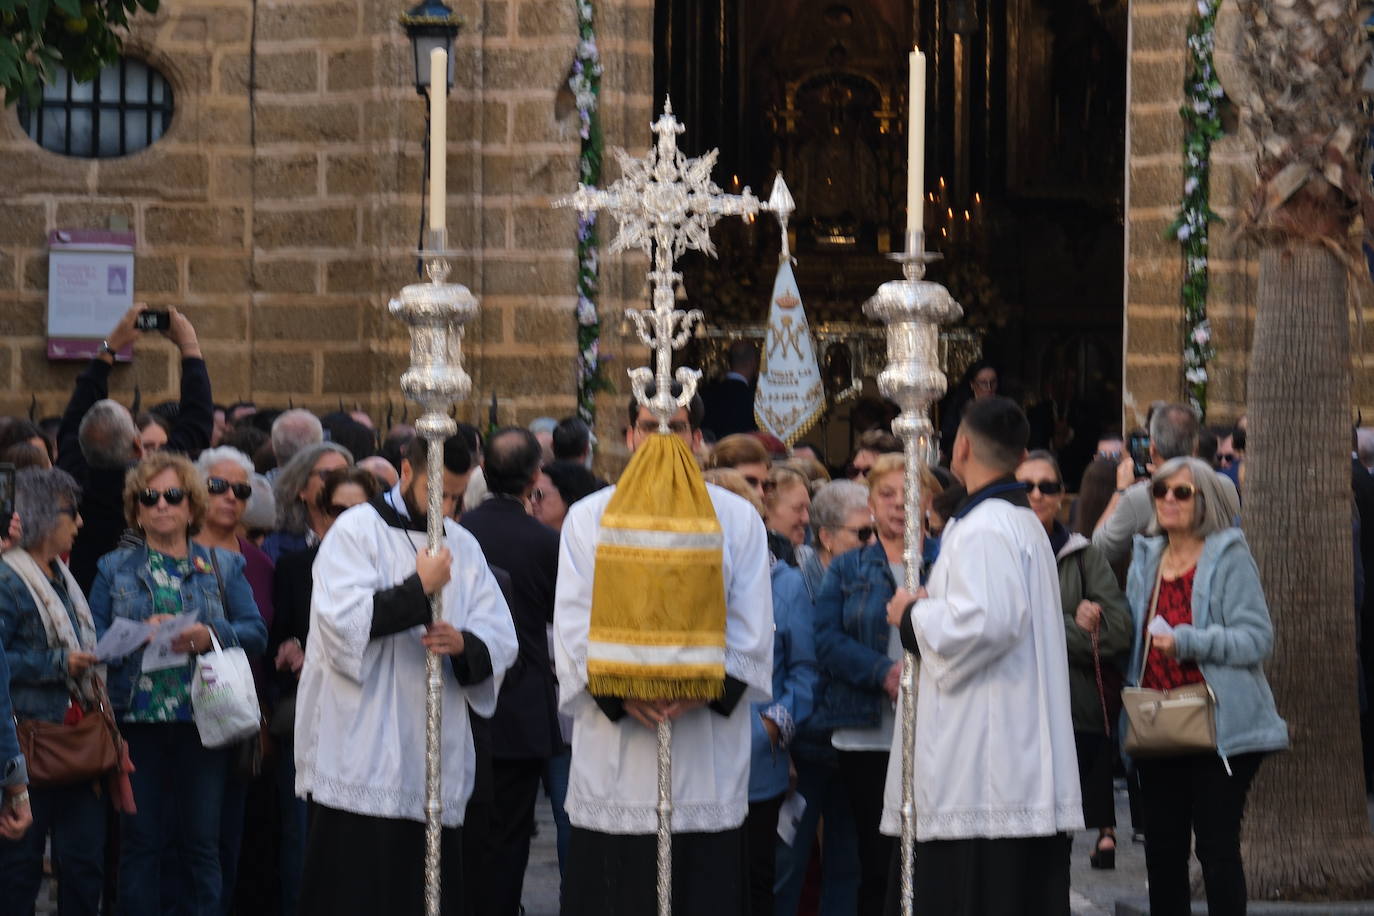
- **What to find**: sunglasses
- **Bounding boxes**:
[1151,481,1197,501]
[742,474,777,493]
[138,488,186,508]
[1217,454,1236,466]
[1024,480,1063,495]
[842,524,876,541]
[206,477,253,501]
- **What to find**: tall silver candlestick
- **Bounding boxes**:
[388,227,478,916]
[862,230,961,916]
[556,98,793,916]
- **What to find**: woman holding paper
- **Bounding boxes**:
[1125,456,1287,915]
[0,467,106,913]
[89,451,266,916]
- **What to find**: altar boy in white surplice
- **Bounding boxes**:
[881,397,1081,916]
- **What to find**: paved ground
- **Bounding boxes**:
[518,781,1150,915]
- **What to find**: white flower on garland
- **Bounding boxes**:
[1185,366,1208,384]
[1192,322,1211,346]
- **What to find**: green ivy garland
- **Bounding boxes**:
[1167,0,1223,416]
[571,0,608,423]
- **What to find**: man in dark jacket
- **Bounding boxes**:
[459,427,562,914]
[57,304,213,593]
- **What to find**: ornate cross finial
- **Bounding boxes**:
[556,97,793,433]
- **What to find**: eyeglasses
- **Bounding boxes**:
[1151,481,1197,502]
[742,474,777,493]
[1024,480,1063,495]
[841,524,875,541]
[1216,454,1236,466]
[138,488,186,508]
[206,477,253,501]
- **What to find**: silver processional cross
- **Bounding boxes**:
[555,97,794,916]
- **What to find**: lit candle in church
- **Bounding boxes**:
[429,48,447,232]
[907,47,925,241]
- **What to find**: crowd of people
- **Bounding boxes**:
[0,303,1297,916]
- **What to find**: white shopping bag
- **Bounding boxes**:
[190,629,261,748]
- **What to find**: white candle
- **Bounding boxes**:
[907,48,926,242]
[429,48,447,233]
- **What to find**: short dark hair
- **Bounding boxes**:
[404,434,473,476]
[542,460,605,506]
[317,466,382,513]
[959,397,1029,472]
[484,427,542,496]
[552,416,592,461]
[625,387,706,430]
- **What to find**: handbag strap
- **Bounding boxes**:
[1077,551,1112,735]
[1137,556,1166,677]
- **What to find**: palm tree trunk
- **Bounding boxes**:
[1241,241,1374,897]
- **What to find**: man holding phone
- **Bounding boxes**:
[1092,403,1240,568]
[57,303,214,593]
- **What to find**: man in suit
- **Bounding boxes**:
[702,340,760,438]
[460,427,563,914]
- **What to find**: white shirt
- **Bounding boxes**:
[881,496,1083,840]
[295,490,518,827]
[554,483,774,834]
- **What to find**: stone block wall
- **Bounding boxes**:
[0,0,657,440]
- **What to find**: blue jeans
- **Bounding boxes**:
[276,737,307,916]
[118,723,228,916]
[773,751,860,916]
[542,747,572,877]
[0,780,107,916]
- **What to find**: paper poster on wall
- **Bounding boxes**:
[46,229,136,360]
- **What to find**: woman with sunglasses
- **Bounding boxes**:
[0,468,107,913]
[1126,456,1287,915]
[268,466,378,915]
[88,451,267,916]
[193,446,276,910]
[1016,450,1132,869]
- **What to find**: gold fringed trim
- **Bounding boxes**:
[587,673,725,702]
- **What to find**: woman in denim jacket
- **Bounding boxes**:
[89,452,266,916]
[0,468,107,913]
[812,454,935,916]
[1125,457,1287,916]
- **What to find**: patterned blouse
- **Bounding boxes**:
[1141,566,1206,691]
[123,550,195,724]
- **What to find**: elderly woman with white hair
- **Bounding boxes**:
[1126,456,1288,915]
[193,446,275,910]
[0,468,106,913]
[261,443,353,562]
[774,478,875,916]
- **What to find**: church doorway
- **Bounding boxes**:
[652,0,1127,488]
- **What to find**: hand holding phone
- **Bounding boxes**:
[134,309,171,332]
[1128,434,1151,480]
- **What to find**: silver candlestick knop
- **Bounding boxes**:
[388,227,478,916]
[862,230,962,916]
[555,98,793,916]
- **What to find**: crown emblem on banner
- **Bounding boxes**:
[775,290,800,310]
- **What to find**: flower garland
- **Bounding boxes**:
[1167,0,1223,416]
[571,0,607,423]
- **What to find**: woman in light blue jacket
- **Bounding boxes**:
[1125,456,1287,916]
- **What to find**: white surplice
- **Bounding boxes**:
[295,491,518,827]
[553,484,774,834]
[880,496,1083,840]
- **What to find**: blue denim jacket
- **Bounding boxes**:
[89,543,268,712]
[811,542,897,731]
[0,560,87,724]
[749,562,819,801]
[0,637,25,787]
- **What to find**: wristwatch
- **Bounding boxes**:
[98,340,118,358]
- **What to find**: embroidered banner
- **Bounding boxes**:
[754,260,824,445]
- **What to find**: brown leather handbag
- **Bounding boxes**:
[16,687,123,789]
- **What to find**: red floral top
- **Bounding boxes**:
[1141,566,1206,691]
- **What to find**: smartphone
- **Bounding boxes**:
[134,310,170,331]
[1128,434,1151,479]
[0,463,14,528]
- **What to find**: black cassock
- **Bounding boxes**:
[562,825,749,916]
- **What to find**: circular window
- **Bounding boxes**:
[17,57,174,158]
